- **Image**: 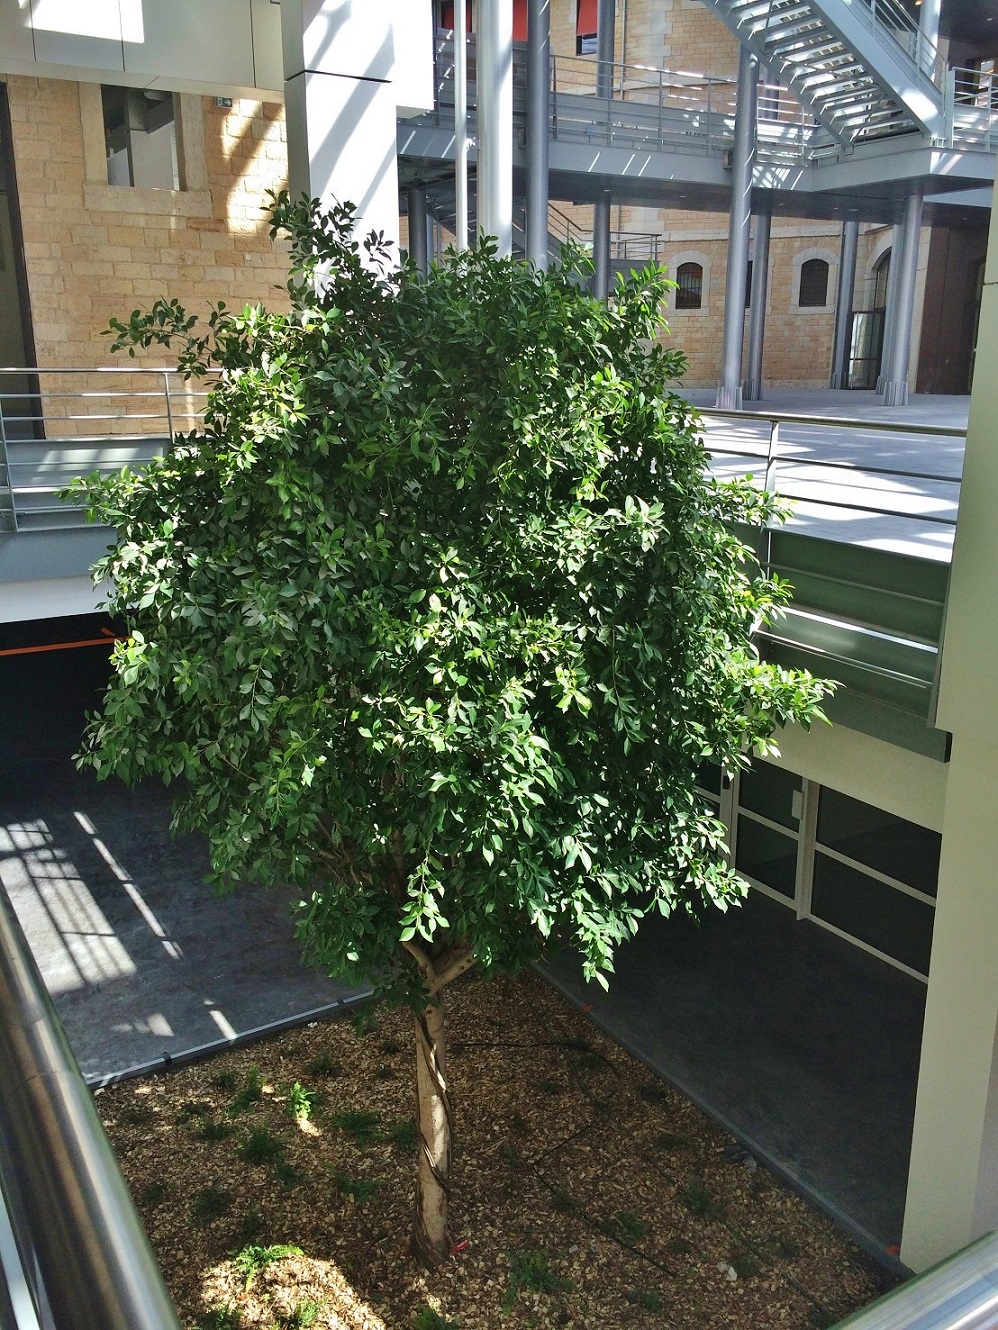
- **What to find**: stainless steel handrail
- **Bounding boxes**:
[833,1227,998,1328]
[0,889,182,1330]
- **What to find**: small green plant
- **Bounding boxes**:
[384,1117,418,1151]
[227,1068,264,1115]
[808,1309,837,1330]
[374,1063,395,1081]
[194,1307,242,1330]
[238,1204,265,1242]
[330,1169,381,1204]
[332,1109,381,1144]
[776,1235,802,1259]
[279,1301,324,1329]
[212,1070,238,1092]
[305,1055,341,1078]
[576,1052,605,1072]
[625,1288,664,1313]
[287,1082,319,1121]
[120,1102,156,1126]
[678,1179,725,1221]
[728,1249,760,1280]
[536,1078,563,1096]
[654,1132,688,1152]
[500,1144,521,1169]
[238,1126,285,1165]
[606,1209,648,1242]
[379,1037,403,1056]
[666,1235,692,1256]
[638,1082,668,1105]
[233,1243,303,1290]
[190,1185,234,1224]
[137,1179,169,1208]
[550,1188,578,1214]
[412,1306,460,1330]
[502,1250,574,1312]
[275,1160,302,1190]
[178,1100,212,1121]
[197,1119,235,1143]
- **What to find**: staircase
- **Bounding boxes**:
[700,0,946,144]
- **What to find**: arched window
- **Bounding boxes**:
[675,261,703,310]
[799,258,829,308]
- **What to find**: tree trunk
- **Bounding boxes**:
[412,995,453,1266]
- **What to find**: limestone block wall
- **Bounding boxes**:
[4,75,290,433]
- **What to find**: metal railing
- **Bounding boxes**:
[0,887,182,1330]
[944,66,998,149]
[0,367,208,533]
[700,407,964,543]
[833,1227,998,1328]
[427,30,997,159]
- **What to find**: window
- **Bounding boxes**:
[440,2,473,32]
[798,257,829,308]
[675,261,703,309]
[873,249,891,308]
[102,86,178,190]
[577,0,597,54]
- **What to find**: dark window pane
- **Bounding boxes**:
[812,852,934,974]
[738,763,801,830]
[675,262,703,309]
[696,760,722,796]
[816,788,940,896]
[735,818,797,898]
[745,259,753,309]
[799,257,829,307]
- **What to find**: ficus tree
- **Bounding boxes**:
[74,193,831,1267]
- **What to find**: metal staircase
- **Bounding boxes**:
[699,0,946,144]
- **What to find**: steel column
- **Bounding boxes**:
[877,224,902,395]
[829,217,859,389]
[477,0,513,256]
[526,0,551,268]
[593,191,611,300]
[743,204,771,402]
[716,46,757,411]
[881,190,924,408]
[406,187,428,274]
[454,0,469,250]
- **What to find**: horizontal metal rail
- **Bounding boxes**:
[428,31,996,159]
[0,888,182,1330]
[700,407,964,532]
[833,1227,998,1329]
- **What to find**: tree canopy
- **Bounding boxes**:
[84,194,829,997]
[77,195,831,1262]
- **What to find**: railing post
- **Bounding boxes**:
[163,372,175,452]
[0,378,16,534]
[944,66,956,147]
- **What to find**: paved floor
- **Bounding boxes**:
[0,640,361,1085]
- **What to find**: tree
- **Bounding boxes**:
[76,194,831,1267]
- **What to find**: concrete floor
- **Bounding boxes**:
[0,641,361,1085]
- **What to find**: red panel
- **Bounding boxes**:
[441,2,473,31]
[577,0,597,35]
[513,0,528,40]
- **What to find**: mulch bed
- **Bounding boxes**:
[97,969,897,1329]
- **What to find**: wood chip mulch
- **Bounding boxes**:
[97,969,898,1330]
